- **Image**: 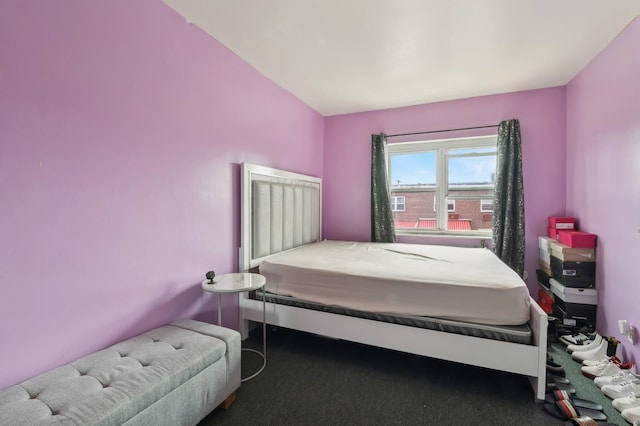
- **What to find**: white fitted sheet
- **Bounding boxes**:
[259,240,531,325]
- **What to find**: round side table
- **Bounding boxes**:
[202,272,266,382]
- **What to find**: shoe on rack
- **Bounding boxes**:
[545,389,604,411]
[581,360,629,379]
[567,334,603,354]
[560,331,594,346]
[602,379,640,399]
[547,360,566,375]
[613,394,640,412]
[546,380,576,395]
[594,370,638,389]
[583,356,623,367]
[559,326,596,345]
[543,399,608,422]
[572,339,608,362]
[622,405,640,424]
[547,372,571,384]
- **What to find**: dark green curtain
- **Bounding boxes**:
[492,119,525,276]
[371,133,397,243]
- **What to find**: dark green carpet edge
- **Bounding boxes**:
[548,342,626,425]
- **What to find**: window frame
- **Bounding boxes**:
[480,199,493,213]
[391,195,405,212]
[387,134,497,238]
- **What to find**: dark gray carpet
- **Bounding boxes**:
[199,327,571,425]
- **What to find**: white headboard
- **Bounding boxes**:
[240,163,322,272]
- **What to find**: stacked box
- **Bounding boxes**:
[558,231,597,248]
[550,278,597,329]
[549,240,596,288]
[541,222,598,332]
[550,257,596,288]
[536,268,551,290]
[548,216,577,230]
[550,242,595,262]
[547,216,576,240]
[538,236,553,276]
[538,288,554,314]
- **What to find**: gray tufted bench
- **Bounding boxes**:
[0,319,240,426]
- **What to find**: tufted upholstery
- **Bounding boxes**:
[0,320,240,426]
[252,180,320,259]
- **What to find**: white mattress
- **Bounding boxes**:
[259,240,531,325]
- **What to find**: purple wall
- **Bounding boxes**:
[0,0,323,389]
[566,18,640,364]
[323,88,567,293]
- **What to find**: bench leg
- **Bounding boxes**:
[218,391,236,410]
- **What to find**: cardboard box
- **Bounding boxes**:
[553,301,596,329]
[548,228,572,240]
[539,236,554,251]
[548,216,576,230]
[539,248,551,264]
[549,241,595,262]
[539,260,552,276]
[539,236,553,263]
[537,269,551,290]
[550,256,596,288]
[550,278,598,305]
[558,231,597,248]
[538,288,554,314]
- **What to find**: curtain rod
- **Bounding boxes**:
[385,124,498,138]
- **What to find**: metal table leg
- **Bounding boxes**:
[241,290,266,382]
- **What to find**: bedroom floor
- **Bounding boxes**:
[200,327,568,425]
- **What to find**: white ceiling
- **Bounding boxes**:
[162,0,640,116]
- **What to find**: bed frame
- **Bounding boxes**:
[238,162,547,401]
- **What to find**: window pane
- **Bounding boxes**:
[448,151,496,186]
[390,152,436,229]
[390,152,436,186]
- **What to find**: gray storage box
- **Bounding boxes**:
[550,278,598,304]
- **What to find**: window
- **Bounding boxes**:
[481,199,493,212]
[388,135,497,236]
[392,196,405,211]
[434,198,455,212]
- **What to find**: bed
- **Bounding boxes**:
[238,162,547,401]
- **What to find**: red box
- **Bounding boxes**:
[538,289,554,314]
[548,216,576,230]
[558,231,597,248]
[548,227,571,240]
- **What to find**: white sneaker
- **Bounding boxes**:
[622,405,640,423]
[583,355,619,366]
[572,339,608,362]
[582,360,624,379]
[567,334,603,354]
[560,332,593,346]
[595,371,639,388]
[613,394,640,412]
[602,380,640,399]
